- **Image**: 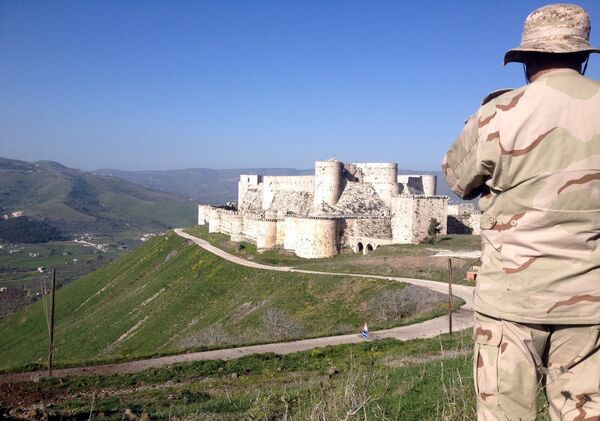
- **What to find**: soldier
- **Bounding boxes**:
[442,4,600,421]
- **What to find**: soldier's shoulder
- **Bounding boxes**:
[481,88,515,106]
[477,86,529,117]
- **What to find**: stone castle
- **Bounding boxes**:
[198,160,449,258]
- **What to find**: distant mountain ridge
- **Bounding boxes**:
[0,157,196,239]
[92,167,464,205]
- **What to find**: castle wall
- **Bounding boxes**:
[295,217,338,259]
[469,213,481,235]
[238,175,262,209]
[208,208,222,233]
[276,219,286,246]
[262,176,314,210]
[391,197,414,243]
[255,219,277,251]
[391,195,448,243]
[222,212,243,242]
[398,175,427,195]
[351,163,399,206]
[242,215,259,242]
[448,203,476,216]
[353,218,392,239]
[219,211,233,235]
[197,205,212,225]
[339,217,394,253]
[283,217,299,251]
[314,160,343,206]
[448,213,482,235]
[411,196,448,243]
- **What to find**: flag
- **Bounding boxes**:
[362,322,368,338]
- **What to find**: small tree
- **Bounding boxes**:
[423,218,442,244]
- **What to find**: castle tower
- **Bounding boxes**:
[359,163,399,206]
[314,160,343,207]
[422,175,437,196]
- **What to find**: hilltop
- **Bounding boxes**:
[0,157,196,240]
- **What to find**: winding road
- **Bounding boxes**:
[0,229,474,383]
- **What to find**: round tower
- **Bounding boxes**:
[208,208,221,233]
[295,217,338,258]
[229,214,244,242]
[314,160,343,207]
[360,163,399,205]
[256,219,277,251]
[422,175,437,196]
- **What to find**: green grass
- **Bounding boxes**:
[0,233,458,371]
[2,333,475,420]
[2,331,551,420]
[186,225,481,285]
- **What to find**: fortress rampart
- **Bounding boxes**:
[199,160,457,258]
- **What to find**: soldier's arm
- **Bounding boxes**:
[442,114,491,200]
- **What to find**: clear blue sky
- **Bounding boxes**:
[1,1,599,171]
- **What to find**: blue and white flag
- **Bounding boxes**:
[362,322,368,338]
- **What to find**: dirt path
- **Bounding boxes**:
[0,230,474,384]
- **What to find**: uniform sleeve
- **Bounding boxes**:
[442,113,495,200]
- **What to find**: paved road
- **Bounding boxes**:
[0,230,474,383]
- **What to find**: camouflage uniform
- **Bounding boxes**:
[442,4,600,420]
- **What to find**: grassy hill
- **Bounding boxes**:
[0,157,195,240]
[0,232,457,371]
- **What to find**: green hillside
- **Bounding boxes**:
[0,233,456,371]
[0,157,195,239]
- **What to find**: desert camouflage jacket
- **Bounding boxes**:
[443,69,600,323]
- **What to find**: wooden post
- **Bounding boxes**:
[48,268,56,376]
[448,258,453,335]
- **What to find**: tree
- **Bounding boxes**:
[423,218,442,244]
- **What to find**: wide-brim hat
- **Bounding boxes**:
[504,3,600,65]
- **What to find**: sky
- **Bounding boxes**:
[1,1,600,171]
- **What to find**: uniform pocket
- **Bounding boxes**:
[474,317,503,405]
[480,214,502,254]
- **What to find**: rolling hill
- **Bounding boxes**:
[0,232,454,371]
[0,157,196,239]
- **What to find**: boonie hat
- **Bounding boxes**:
[504,3,600,64]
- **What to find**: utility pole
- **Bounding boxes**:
[448,258,453,335]
[48,268,56,376]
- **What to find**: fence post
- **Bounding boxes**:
[448,258,453,335]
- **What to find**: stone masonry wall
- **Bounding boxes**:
[294,218,338,259]
[283,217,298,251]
[262,176,314,210]
[276,219,286,246]
[391,197,414,243]
[411,196,448,243]
[255,219,277,250]
[242,215,259,242]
